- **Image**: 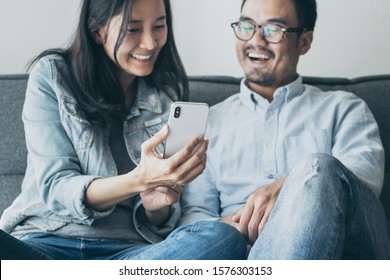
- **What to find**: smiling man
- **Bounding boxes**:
[180,0,390,259]
[233,0,311,101]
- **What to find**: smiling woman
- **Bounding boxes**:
[93,0,168,87]
[0,0,247,260]
[91,0,170,107]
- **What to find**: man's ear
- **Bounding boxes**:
[91,28,105,45]
[299,30,313,55]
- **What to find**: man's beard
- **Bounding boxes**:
[240,46,276,87]
[245,68,275,87]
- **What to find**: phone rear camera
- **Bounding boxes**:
[174,106,181,118]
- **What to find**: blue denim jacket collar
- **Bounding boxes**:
[129,79,163,119]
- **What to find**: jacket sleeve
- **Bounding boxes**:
[22,57,113,222]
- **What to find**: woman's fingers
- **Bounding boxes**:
[164,134,204,165]
[141,125,169,156]
[168,139,208,185]
[136,128,208,190]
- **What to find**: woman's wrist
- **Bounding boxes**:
[129,164,155,193]
[85,170,148,211]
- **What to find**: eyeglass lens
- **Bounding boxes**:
[234,21,284,43]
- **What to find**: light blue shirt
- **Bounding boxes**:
[180,76,384,225]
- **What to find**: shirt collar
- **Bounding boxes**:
[130,78,163,116]
[240,75,304,111]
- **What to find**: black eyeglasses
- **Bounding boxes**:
[231,21,305,44]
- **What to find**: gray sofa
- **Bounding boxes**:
[1,74,390,224]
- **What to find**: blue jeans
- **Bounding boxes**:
[248,153,390,259]
[18,221,246,260]
[0,229,53,260]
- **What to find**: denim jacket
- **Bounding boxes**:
[0,54,180,243]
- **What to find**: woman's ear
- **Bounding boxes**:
[299,30,313,55]
[91,28,105,45]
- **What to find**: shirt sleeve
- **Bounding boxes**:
[332,92,384,197]
[180,156,222,226]
[22,57,113,222]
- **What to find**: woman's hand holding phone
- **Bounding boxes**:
[136,124,208,211]
[86,103,208,224]
[135,102,209,225]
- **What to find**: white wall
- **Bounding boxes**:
[1,0,389,78]
[171,0,390,78]
[0,0,80,75]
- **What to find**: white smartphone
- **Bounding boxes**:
[163,102,209,158]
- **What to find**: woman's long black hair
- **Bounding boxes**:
[29,0,188,125]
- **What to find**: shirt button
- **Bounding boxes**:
[268,110,274,116]
[267,144,272,149]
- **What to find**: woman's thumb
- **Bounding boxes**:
[141,124,169,153]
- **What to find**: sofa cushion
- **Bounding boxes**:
[0,75,28,176]
[0,74,389,221]
[0,175,24,213]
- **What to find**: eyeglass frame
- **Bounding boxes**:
[231,21,306,44]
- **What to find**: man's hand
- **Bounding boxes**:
[220,213,241,231]
[229,177,286,244]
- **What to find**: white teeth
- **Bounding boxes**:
[131,54,152,60]
[248,52,270,59]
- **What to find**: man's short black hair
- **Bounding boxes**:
[241,0,317,31]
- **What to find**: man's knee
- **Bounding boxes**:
[293,153,344,180]
[284,153,352,203]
